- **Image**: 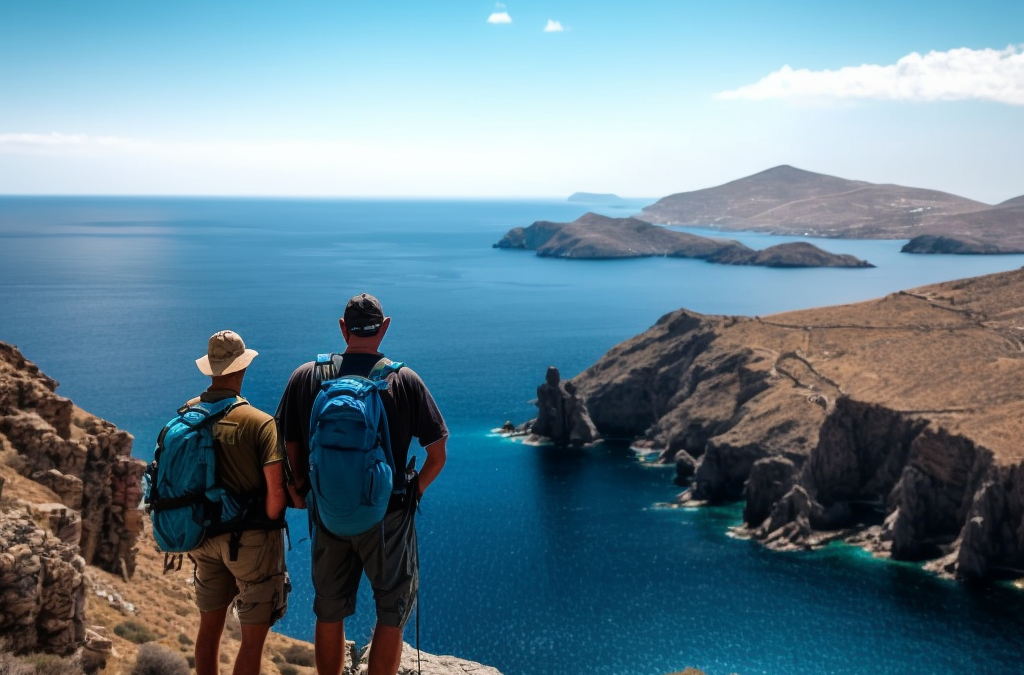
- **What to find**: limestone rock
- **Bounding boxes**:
[0,510,86,655]
[348,641,504,675]
[530,366,597,448]
[0,342,146,578]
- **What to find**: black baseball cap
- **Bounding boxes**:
[344,293,385,336]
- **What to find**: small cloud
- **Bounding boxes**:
[543,20,564,32]
[487,2,512,24]
[716,45,1024,106]
[0,132,153,152]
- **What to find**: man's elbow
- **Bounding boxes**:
[425,436,447,462]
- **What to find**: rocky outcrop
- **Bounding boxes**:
[0,510,86,655]
[493,212,873,267]
[530,366,598,447]
[572,267,1024,581]
[901,234,1017,254]
[0,342,146,578]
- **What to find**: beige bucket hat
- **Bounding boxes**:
[196,330,258,376]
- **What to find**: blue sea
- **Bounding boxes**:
[3,196,1024,675]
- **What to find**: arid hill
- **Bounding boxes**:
[902,198,1024,253]
[638,165,1023,244]
[571,266,1024,581]
[494,212,873,267]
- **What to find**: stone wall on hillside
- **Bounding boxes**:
[0,342,146,578]
[0,509,86,655]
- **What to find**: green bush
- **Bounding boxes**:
[131,644,190,675]
[114,621,160,645]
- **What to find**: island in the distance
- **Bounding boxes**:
[493,212,874,268]
[639,164,1024,253]
[567,191,624,204]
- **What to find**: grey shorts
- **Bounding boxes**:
[190,529,290,626]
[311,507,418,628]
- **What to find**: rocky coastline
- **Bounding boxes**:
[494,212,873,267]
[570,266,1024,581]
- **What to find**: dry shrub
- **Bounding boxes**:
[131,644,190,675]
[0,653,84,675]
[282,646,314,668]
[114,621,160,645]
[0,652,34,675]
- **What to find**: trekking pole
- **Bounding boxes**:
[405,456,422,675]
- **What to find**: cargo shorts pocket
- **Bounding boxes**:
[235,572,290,626]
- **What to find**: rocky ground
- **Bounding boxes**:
[573,265,1024,581]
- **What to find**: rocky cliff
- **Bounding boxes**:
[572,266,1024,581]
[0,342,146,578]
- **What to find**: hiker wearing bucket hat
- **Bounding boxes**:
[186,330,290,675]
[276,293,448,675]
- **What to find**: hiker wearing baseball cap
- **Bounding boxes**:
[187,330,290,675]
[276,294,448,675]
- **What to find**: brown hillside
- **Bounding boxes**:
[573,266,1024,579]
[638,165,991,239]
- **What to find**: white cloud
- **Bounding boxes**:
[487,2,511,24]
[717,45,1024,106]
[0,132,154,151]
[543,20,564,32]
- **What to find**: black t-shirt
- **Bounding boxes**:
[276,352,448,483]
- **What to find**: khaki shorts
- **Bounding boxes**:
[190,529,289,626]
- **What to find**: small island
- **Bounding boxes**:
[494,212,874,268]
[567,192,623,203]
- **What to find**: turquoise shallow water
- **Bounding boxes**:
[2,197,1024,675]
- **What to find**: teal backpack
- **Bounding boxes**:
[307,354,405,537]
[145,398,257,553]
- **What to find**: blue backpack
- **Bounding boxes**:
[307,355,405,537]
[145,398,256,552]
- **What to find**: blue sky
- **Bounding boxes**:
[1,1,1021,201]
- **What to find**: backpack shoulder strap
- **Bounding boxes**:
[369,357,404,382]
[314,353,343,383]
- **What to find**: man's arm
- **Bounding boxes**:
[285,440,308,509]
[416,436,447,498]
[263,461,286,520]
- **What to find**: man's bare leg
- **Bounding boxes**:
[367,623,403,675]
[234,622,271,675]
[315,620,347,675]
[195,607,229,675]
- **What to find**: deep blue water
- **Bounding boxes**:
[2,196,1024,675]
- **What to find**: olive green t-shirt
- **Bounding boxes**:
[187,389,283,498]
